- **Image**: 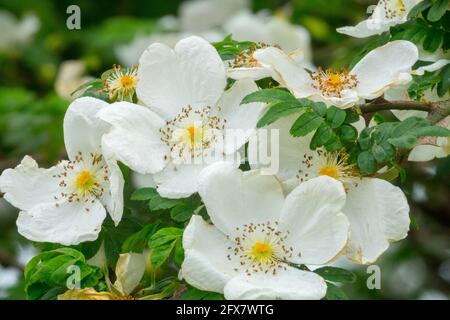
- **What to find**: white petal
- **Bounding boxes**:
[344,178,410,264]
[249,113,314,181]
[64,97,109,160]
[114,253,146,296]
[408,144,441,162]
[181,215,234,293]
[279,176,349,265]
[414,59,450,76]
[198,162,285,236]
[226,66,272,81]
[253,46,315,98]
[100,154,124,226]
[137,36,226,119]
[213,79,265,154]
[223,266,326,300]
[352,40,418,99]
[131,172,156,189]
[336,19,391,39]
[97,101,169,174]
[17,199,106,246]
[153,163,209,199]
[0,156,65,211]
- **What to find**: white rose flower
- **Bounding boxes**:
[180,162,349,300]
[0,97,124,245]
[98,36,265,199]
[252,40,419,108]
[224,10,313,81]
[337,0,423,38]
[0,10,40,52]
[408,120,450,162]
[252,114,411,264]
[384,58,450,121]
[179,0,249,32]
[115,31,224,67]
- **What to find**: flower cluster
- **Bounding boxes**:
[1,0,450,301]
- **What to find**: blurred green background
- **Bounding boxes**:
[0,0,449,300]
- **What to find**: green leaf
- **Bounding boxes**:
[372,142,396,162]
[407,0,432,19]
[358,128,373,150]
[149,227,183,268]
[437,64,450,97]
[388,134,418,149]
[241,88,296,105]
[149,195,182,211]
[325,282,349,300]
[290,112,324,137]
[310,123,333,149]
[408,72,441,99]
[344,109,360,124]
[103,231,121,269]
[170,203,195,222]
[392,116,429,137]
[131,187,159,201]
[122,223,160,253]
[427,0,450,22]
[256,100,303,128]
[24,248,102,300]
[311,101,327,117]
[212,35,255,60]
[326,106,347,128]
[358,151,377,174]
[338,124,357,142]
[414,125,450,137]
[314,267,357,283]
[423,29,444,52]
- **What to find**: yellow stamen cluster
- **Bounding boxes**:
[297,150,358,184]
[53,152,109,210]
[226,221,296,276]
[228,42,272,68]
[104,65,138,102]
[311,68,358,98]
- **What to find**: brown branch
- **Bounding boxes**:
[358,98,450,124]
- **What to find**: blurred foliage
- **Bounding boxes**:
[0,0,449,300]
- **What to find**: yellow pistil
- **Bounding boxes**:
[328,73,342,86]
[251,241,274,262]
[74,170,98,197]
[120,75,136,89]
[319,165,340,179]
[104,65,138,101]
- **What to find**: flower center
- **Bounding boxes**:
[226,221,296,276]
[75,170,96,193]
[159,105,226,162]
[119,75,136,89]
[53,152,109,207]
[251,241,273,262]
[381,0,406,19]
[297,150,358,184]
[104,65,138,101]
[311,68,358,98]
